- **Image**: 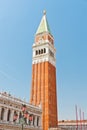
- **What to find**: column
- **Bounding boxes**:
[0,107,2,120]
[41,62,45,129]
[16,111,20,123]
[10,109,14,122]
[26,117,29,125]
[38,117,41,127]
[34,64,38,105]
[3,108,8,122]
[37,63,41,105]
[30,116,33,127]
[34,116,37,127]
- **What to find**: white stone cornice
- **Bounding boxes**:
[32,55,56,67]
[0,104,20,111]
[32,39,56,67]
[33,40,55,49]
[0,93,42,113]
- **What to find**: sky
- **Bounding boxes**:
[0,0,87,120]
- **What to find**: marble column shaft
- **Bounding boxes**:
[10,110,14,122]
[4,108,8,121]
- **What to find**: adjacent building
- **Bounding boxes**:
[0,92,42,130]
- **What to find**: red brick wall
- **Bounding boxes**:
[30,62,58,130]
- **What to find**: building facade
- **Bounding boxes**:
[30,11,58,130]
[0,92,42,130]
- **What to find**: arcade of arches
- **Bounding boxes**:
[0,92,42,130]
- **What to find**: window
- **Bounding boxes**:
[44,48,46,53]
[36,50,38,55]
[39,50,41,54]
[41,49,43,54]
[35,49,46,55]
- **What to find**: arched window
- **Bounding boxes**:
[44,48,46,53]
[1,108,5,120]
[7,109,11,121]
[41,49,43,54]
[36,50,38,55]
[39,50,41,54]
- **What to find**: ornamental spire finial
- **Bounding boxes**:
[36,10,52,35]
[43,10,46,15]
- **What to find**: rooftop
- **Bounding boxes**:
[36,10,52,35]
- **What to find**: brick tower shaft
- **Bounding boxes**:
[30,11,58,130]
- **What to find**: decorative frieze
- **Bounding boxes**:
[32,39,56,67]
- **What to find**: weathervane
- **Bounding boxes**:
[43,10,46,15]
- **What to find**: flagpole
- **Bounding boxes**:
[83,112,85,130]
[75,105,78,130]
[79,108,82,130]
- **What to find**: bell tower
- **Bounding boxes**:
[30,11,58,130]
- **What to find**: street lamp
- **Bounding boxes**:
[13,104,33,130]
[13,112,18,122]
[19,104,33,130]
[19,104,27,130]
[29,114,33,125]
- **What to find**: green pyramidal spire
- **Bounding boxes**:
[36,10,52,35]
